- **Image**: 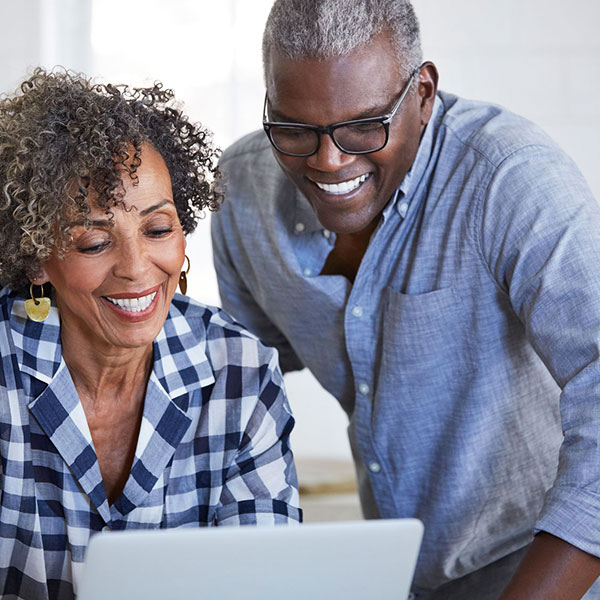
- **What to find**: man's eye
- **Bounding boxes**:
[346,122,382,133]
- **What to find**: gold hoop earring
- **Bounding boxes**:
[179,255,190,295]
[24,283,51,322]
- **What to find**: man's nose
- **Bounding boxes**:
[306,133,355,172]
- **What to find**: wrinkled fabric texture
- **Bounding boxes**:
[0,289,301,600]
[212,91,600,597]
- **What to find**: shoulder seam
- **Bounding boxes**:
[471,143,560,296]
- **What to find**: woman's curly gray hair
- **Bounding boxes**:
[0,68,221,290]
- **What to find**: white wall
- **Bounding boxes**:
[0,0,92,94]
[1,1,599,462]
[414,0,600,203]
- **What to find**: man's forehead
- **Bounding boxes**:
[266,33,405,91]
[266,35,407,122]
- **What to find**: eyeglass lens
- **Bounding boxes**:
[269,121,388,156]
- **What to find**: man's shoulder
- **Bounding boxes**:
[220,129,273,167]
[217,130,293,216]
[438,91,560,168]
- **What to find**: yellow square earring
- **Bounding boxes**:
[178,255,190,295]
[25,283,51,322]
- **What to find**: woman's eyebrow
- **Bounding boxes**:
[65,199,172,227]
[139,199,173,216]
[66,218,113,228]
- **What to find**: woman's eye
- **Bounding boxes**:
[77,241,110,254]
[147,227,173,238]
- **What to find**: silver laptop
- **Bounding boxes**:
[77,518,423,600]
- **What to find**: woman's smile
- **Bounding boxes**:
[101,285,161,322]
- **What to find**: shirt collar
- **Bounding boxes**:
[11,292,215,522]
[10,291,62,384]
[292,185,323,236]
[151,295,215,404]
[387,93,443,219]
[10,292,215,401]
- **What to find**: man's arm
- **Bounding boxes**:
[499,532,600,599]
[479,144,600,597]
[211,206,303,373]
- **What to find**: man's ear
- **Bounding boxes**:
[417,61,439,128]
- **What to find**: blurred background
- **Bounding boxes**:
[2,0,599,519]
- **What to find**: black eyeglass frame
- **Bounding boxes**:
[262,64,424,157]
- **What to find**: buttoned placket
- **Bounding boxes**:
[291,223,337,278]
[343,199,412,513]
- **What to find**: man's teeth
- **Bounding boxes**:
[315,173,370,194]
[106,291,157,312]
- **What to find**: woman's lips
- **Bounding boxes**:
[105,291,157,313]
[101,286,161,322]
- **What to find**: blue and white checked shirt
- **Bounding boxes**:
[0,289,301,600]
[212,91,600,598]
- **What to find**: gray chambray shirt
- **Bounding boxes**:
[212,92,600,598]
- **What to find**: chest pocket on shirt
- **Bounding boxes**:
[378,286,469,399]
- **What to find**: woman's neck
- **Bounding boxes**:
[60,324,153,407]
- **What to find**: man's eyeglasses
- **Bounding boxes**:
[262,65,422,157]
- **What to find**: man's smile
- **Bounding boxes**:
[310,173,371,195]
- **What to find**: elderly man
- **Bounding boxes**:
[211,0,600,598]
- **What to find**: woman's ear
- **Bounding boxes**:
[28,266,51,286]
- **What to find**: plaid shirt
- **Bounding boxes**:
[0,288,301,600]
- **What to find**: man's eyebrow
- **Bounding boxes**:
[267,108,306,124]
[269,101,394,125]
[139,199,173,216]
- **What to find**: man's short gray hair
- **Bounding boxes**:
[262,0,423,81]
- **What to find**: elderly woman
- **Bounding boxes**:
[0,69,301,600]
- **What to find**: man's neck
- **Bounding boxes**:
[320,220,378,282]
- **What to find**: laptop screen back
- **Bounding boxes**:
[77,518,423,600]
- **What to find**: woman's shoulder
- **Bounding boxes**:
[170,293,255,337]
[169,294,279,371]
[0,287,18,339]
[0,286,16,309]
[0,289,20,393]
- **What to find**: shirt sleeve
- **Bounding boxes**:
[215,343,302,526]
[211,191,304,374]
[479,143,600,557]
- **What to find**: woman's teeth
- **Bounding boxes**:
[315,173,370,194]
[106,291,157,312]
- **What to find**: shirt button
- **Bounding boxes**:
[295,222,305,233]
[358,382,370,395]
[322,229,331,239]
[399,202,409,215]
[103,525,110,532]
[368,461,382,473]
[351,305,363,318]
[303,268,312,276]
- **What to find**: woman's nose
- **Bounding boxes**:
[112,239,149,281]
